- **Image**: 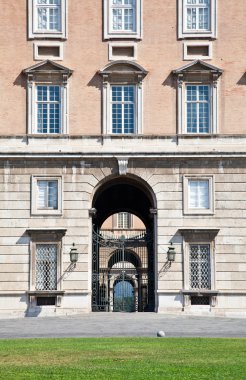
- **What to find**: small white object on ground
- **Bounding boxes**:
[157,330,165,337]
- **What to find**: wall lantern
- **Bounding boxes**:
[167,243,176,262]
[69,243,79,263]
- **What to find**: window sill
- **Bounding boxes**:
[181,290,218,296]
[27,291,65,296]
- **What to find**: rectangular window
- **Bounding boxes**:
[185,85,210,133]
[36,0,61,32]
[31,176,62,215]
[188,179,209,209]
[36,85,61,134]
[111,0,136,32]
[111,85,136,134]
[185,0,210,32]
[28,0,67,39]
[117,212,131,228]
[183,176,214,215]
[37,180,58,210]
[189,244,211,290]
[35,244,57,291]
[178,0,216,39]
[104,0,141,39]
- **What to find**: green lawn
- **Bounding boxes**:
[0,338,245,380]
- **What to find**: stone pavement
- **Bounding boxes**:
[0,313,246,339]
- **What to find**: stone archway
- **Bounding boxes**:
[91,176,157,312]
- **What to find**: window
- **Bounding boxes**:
[189,244,211,290]
[111,85,136,134]
[188,179,209,209]
[173,60,222,135]
[117,212,132,228]
[36,244,58,291]
[27,229,66,308]
[36,85,61,133]
[32,176,62,215]
[37,180,58,209]
[183,176,214,215]
[23,60,73,134]
[104,0,142,39]
[179,228,219,308]
[28,0,67,39]
[178,0,216,38]
[99,61,147,134]
[185,85,210,133]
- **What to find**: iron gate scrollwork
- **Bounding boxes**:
[92,226,155,312]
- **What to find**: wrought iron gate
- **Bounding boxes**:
[92,227,155,312]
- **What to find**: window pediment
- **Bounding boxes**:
[98,61,148,82]
[173,60,222,81]
[23,60,73,80]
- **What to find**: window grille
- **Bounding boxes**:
[188,180,209,209]
[36,0,61,32]
[36,244,57,290]
[189,244,211,289]
[37,180,58,209]
[185,85,210,133]
[111,85,135,134]
[185,0,210,31]
[36,85,61,134]
[111,0,136,32]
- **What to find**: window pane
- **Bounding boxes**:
[111,86,135,134]
[36,86,61,134]
[188,180,209,209]
[37,180,58,209]
[111,0,136,32]
[186,85,210,134]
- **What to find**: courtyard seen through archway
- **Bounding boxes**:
[91,177,157,312]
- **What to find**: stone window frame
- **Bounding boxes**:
[28,0,68,39]
[173,60,223,135]
[183,175,214,215]
[183,41,212,61]
[109,42,137,61]
[26,229,66,307]
[103,0,142,40]
[33,41,64,61]
[23,60,73,135]
[179,228,219,308]
[98,61,148,135]
[178,0,217,39]
[31,175,63,216]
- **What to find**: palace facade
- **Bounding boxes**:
[0,0,246,317]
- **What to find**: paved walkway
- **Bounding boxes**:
[0,313,246,339]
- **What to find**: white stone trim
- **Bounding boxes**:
[102,81,143,135]
[27,80,69,134]
[183,41,212,60]
[31,175,63,215]
[33,41,64,61]
[108,42,137,61]
[183,175,215,215]
[103,0,142,40]
[177,80,219,134]
[28,0,68,39]
[178,0,217,39]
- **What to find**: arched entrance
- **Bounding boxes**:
[91,176,156,312]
